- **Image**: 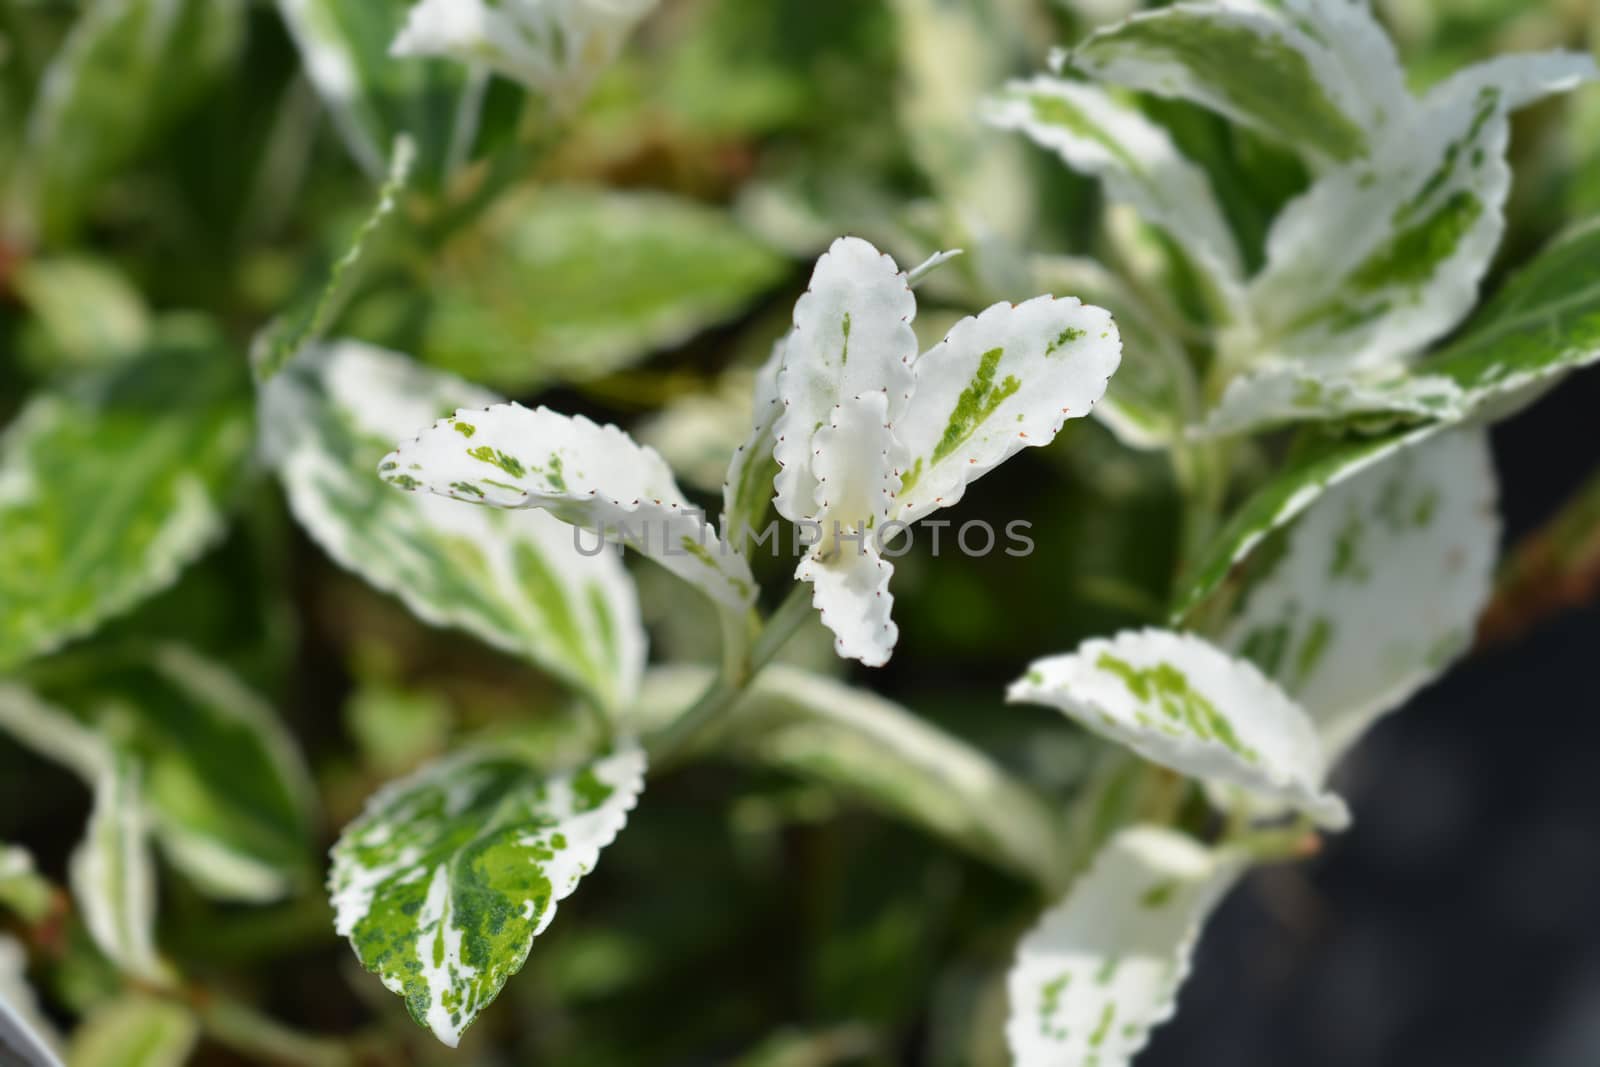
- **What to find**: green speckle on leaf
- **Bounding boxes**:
[453,422,476,438]
[451,481,486,498]
[1139,880,1178,909]
[467,445,526,479]
[930,348,1019,467]
[1046,326,1085,356]
[1095,652,1259,763]
[391,474,422,490]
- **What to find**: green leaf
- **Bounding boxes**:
[1423,215,1600,415]
[1211,429,1499,759]
[0,339,252,671]
[67,995,198,1067]
[0,935,62,1067]
[1070,0,1405,170]
[262,341,647,709]
[1010,629,1348,829]
[420,186,788,393]
[329,744,646,1047]
[633,664,1071,889]
[251,136,416,385]
[1007,825,1242,1067]
[18,0,245,241]
[275,0,491,184]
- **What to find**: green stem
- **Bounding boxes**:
[188,992,356,1067]
[648,584,813,769]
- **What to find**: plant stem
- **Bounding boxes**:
[187,991,356,1067]
[648,584,814,769]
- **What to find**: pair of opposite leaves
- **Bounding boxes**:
[383,237,1123,667]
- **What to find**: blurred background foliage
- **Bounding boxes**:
[0,0,1598,1064]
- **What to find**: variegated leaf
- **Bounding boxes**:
[1247,51,1597,371]
[1201,363,1465,437]
[895,296,1120,523]
[381,400,756,610]
[0,936,62,1067]
[1173,424,1440,618]
[0,341,252,671]
[1070,0,1406,171]
[59,648,316,904]
[21,0,244,241]
[1008,825,1243,1067]
[1216,213,1600,432]
[1009,629,1348,828]
[393,0,655,106]
[0,649,315,907]
[329,744,645,1047]
[772,236,918,526]
[423,187,787,394]
[263,341,646,709]
[70,756,163,982]
[276,0,490,183]
[1213,429,1498,759]
[67,995,197,1067]
[708,665,1071,889]
[983,76,1245,310]
[1032,254,1191,450]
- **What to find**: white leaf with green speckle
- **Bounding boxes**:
[1246,50,1596,372]
[1213,429,1498,760]
[329,744,645,1047]
[393,0,654,105]
[1201,363,1466,437]
[0,342,252,672]
[894,295,1120,523]
[773,237,1120,665]
[70,755,164,982]
[67,995,197,1067]
[0,935,62,1067]
[983,77,1244,311]
[1007,825,1242,1067]
[381,399,755,611]
[1173,424,1441,619]
[1032,254,1191,450]
[1213,214,1600,432]
[264,341,646,709]
[1009,629,1348,829]
[1070,0,1405,172]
